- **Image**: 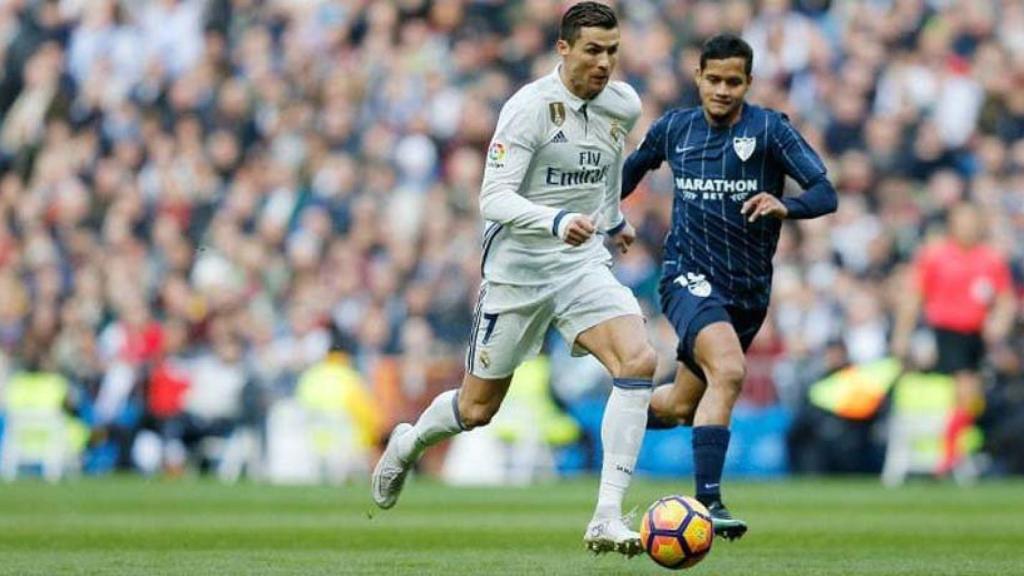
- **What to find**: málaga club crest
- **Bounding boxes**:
[733,136,755,162]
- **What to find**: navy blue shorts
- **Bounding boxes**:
[659,277,767,381]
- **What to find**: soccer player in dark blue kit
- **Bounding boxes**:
[621,34,838,540]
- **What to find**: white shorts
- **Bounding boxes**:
[465,265,643,379]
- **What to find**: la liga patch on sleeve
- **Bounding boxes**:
[487,141,507,168]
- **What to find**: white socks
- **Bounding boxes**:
[594,382,652,521]
[395,382,650,524]
[396,389,466,464]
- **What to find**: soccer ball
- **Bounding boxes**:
[640,495,714,569]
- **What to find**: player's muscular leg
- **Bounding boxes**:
[456,373,514,429]
[372,371,511,510]
[650,364,706,426]
[691,322,746,426]
[578,313,653,556]
[575,315,657,378]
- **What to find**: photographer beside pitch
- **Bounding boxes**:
[373,2,658,557]
[621,34,838,540]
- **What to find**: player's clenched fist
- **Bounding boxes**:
[740,192,788,222]
[557,213,597,246]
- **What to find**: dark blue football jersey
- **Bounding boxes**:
[622,104,837,310]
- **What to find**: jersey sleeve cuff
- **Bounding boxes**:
[781,197,806,219]
[552,210,570,238]
[606,218,627,236]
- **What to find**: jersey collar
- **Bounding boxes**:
[703,102,748,131]
[552,64,593,112]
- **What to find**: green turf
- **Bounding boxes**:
[0,475,1020,575]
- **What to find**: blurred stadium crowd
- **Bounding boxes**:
[1,0,1023,480]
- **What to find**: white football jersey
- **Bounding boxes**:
[479,65,642,288]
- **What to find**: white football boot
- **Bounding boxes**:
[583,514,643,557]
[371,423,414,509]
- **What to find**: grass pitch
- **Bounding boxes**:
[0,475,1020,575]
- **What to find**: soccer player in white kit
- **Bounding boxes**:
[371,2,656,557]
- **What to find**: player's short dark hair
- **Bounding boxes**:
[700,33,754,77]
[559,2,618,45]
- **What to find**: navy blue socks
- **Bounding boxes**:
[693,425,730,505]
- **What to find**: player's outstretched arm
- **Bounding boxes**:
[771,113,838,219]
[479,177,563,233]
[778,175,837,219]
[983,259,1016,345]
[739,180,835,222]
[480,96,564,235]
[621,114,670,200]
[890,267,923,360]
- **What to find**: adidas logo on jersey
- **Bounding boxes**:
[550,130,568,144]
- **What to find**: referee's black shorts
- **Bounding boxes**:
[932,327,985,375]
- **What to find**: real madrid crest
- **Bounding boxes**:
[549,102,565,126]
[733,136,756,162]
[609,119,623,143]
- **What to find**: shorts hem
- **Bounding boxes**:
[466,367,517,380]
[675,307,731,372]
